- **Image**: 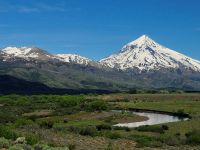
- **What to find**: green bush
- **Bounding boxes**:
[0,125,17,140]
[58,96,84,108]
[136,125,165,133]
[87,100,108,111]
[186,130,200,145]
[26,133,40,145]
[79,126,97,136]
[67,126,97,137]
[130,135,160,147]
[38,120,54,129]
[106,132,121,139]
[26,115,39,122]
[161,125,169,130]
[176,109,185,115]
[0,137,10,149]
[60,99,79,107]
[96,124,112,131]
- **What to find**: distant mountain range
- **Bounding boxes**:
[1,35,200,91]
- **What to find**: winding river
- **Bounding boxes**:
[114,110,189,128]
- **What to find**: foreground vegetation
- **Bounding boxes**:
[0,93,200,149]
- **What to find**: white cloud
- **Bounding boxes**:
[17,6,40,13]
[0,2,76,13]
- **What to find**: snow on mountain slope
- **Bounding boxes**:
[2,47,35,57]
[0,47,94,66]
[56,54,92,65]
[0,47,54,60]
[100,35,200,72]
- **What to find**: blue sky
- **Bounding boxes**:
[0,0,200,60]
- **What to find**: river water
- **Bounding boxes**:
[114,110,189,128]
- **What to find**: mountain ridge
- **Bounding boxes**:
[1,35,200,91]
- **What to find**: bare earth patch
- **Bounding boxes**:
[22,109,53,117]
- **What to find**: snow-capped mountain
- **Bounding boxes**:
[56,54,92,65]
[0,47,95,66]
[100,35,200,72]
[0,47,54,61]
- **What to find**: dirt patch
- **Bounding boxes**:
[22,109,53,117]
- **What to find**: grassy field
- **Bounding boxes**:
[0,94,200,149]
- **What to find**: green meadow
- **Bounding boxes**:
[0,93,200,149]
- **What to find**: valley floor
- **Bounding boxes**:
[0,93,200,149]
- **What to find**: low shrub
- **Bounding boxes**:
[79,126,97,136]
[113,126,131,131]
[136,125,165,134]
[130,135,160,147]
[87,100,108,111]
[175,109,185,116]
[67,126,97,136]
[161,125,169,130]
[185,130,200,145]
[106,132,121,139]
[0,137,10,149]
[26,133,40,145]
[26,115,39,122]
[67,126,81,133]
[38,120,54,129]
[59,99,79,107]
[0,125,17,140]
[96,124,112,131]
